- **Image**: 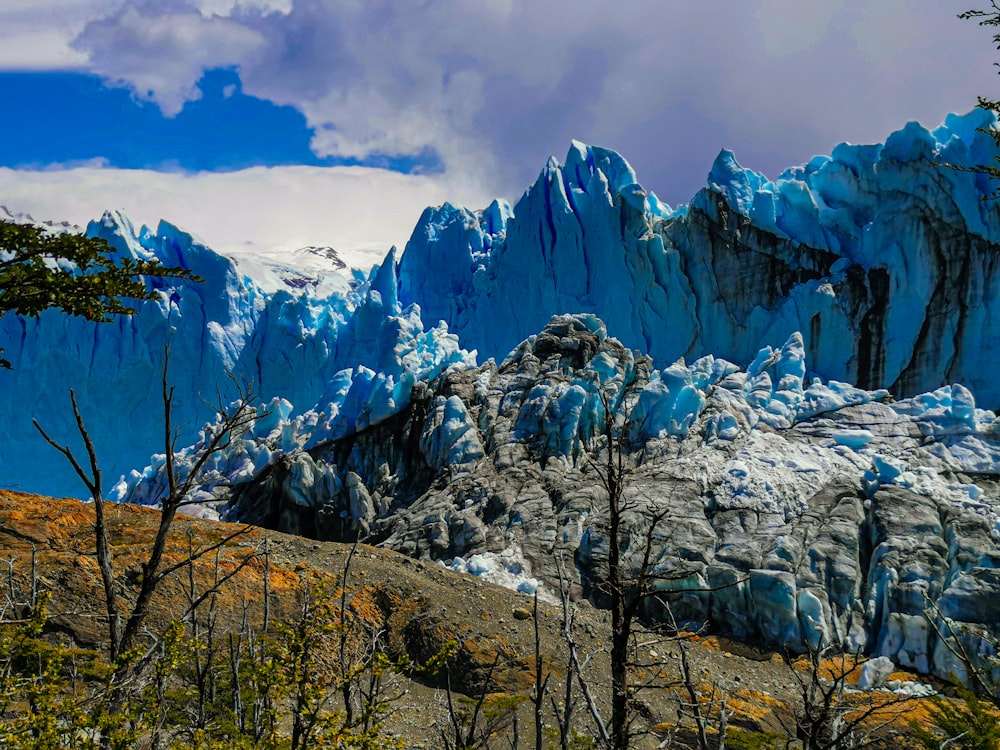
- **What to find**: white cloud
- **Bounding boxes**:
[756,0,845,56]
[0,29,90,69]
[75,3,267,115]
[4,0,999,207]
[195,0,292,18]
[0,164,494,263]
[0,0,118,69]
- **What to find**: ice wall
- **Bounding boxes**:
[397,110,1000,404]
[5,110,1000,499]
[0,217,470,497]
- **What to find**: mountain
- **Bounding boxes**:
[1,204,82,235]
[2,111,1000,685]
[225,243,353,298]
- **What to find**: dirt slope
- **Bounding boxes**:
[0,490,956,747]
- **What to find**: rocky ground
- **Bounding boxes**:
[212,313,1000,696]
[0,490,971,748]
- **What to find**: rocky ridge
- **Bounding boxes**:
[208,314,1000,688]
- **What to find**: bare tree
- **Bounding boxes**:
[553,551,611,749]
[586,378,698,749]
[529,591,550,749]
[911,599,1000,748]
[33,346,261,747]
[779,644,918,750]
[34,351,259,659]
[440,650,524,750]
[956,2,1000,193]
[577,373,743,750]
[585,378,647,750]
[924,599,1000,707]
[655,603,731,750]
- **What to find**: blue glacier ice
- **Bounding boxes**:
[4,109,1000,506]
[0,214,471,497]
[397,109,1000,404]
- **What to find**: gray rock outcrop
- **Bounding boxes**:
[226,314,1000,684]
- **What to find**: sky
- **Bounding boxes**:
[0,0,997,261]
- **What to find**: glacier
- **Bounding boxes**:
[6,110,1000,498]
[0,213,470,498]
[398,109,1000,402]
[148,312,999,684]
[2,111,1000,685]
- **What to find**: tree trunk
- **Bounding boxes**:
[608,458,630,750]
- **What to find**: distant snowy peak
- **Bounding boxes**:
[226,250,349,297]
[1,204,83,235]
[220,243,397,298]
[299,245,347,269]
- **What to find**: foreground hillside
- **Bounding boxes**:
[0,490,973,748]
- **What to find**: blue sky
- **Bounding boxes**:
[0,1,997,257]
[1,68,325,171]
[0,67,441,174]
